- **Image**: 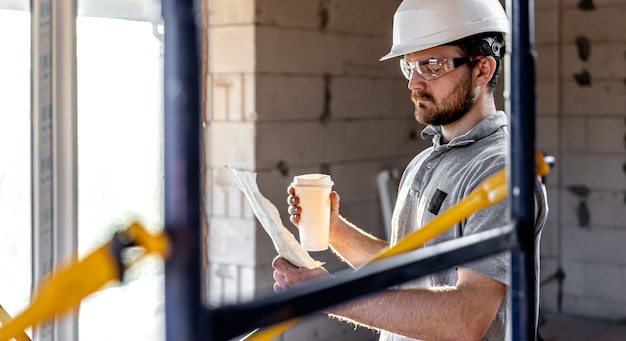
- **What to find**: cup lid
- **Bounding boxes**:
[292,173,334,186]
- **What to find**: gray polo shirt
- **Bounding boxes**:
[381,111,546,341]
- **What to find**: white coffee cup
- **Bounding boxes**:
[291,173,334,251]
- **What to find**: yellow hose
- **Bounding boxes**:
[0,305,30,341]
[0,222,168,341]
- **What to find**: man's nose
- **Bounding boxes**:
[407,70,426,91]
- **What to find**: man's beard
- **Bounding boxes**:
[411,71,475,126]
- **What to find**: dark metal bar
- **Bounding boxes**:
[162,0,203,340]
[506,0,538,340]
[207,224,518,341]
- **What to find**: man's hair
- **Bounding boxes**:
[446,32,505,91]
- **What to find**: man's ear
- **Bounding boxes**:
[474,56,497,87]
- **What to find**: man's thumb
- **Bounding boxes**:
[330,191,340,212]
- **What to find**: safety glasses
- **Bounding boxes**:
[400,56,482,80]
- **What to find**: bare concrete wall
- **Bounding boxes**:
[204,0,427,339]
[536,0,626,321]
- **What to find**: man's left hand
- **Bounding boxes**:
[272,256,330,292]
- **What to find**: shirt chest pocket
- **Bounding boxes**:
[427,188,448,215]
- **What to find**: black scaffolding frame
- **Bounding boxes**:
[161,0,538,340]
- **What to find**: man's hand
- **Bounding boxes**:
[272,256,330,292]
[287,186,341,236]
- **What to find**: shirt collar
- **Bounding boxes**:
[421,111,509,148]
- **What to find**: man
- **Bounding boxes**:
[272,0,548,340]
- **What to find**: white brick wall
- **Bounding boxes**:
[537,0,626,322]
[256,0,319,29]
[205,1,258,309]
[331,77,414,118]
[562,81,626,115]
[209,27,256,73]
[209,73,257,121]
[561,6,626,41]
[208,0,255,26]
[256,74,326,121]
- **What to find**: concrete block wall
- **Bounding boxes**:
[536,0,626,321]
[204,0,428,339]
[205,0,257,307]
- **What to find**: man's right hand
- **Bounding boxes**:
[287,185,341,235]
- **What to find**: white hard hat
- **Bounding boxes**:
[380,0,510,61]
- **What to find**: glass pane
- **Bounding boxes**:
[76,2,164,340]
[0,5,32,320]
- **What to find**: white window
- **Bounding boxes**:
[0,1,165,340]
[0,4,32,321]
[76,3,165,340]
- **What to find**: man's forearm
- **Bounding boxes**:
[329,215,388,268]
[327,288,494,341]
[325,269,506,341]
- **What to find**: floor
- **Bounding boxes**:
[538,313,626,341]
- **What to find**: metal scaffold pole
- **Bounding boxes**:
[506,0,538,340]
[162,0,204,339]
[32,0,78,339]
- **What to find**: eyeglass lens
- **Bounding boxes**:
[400,57,472,80]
